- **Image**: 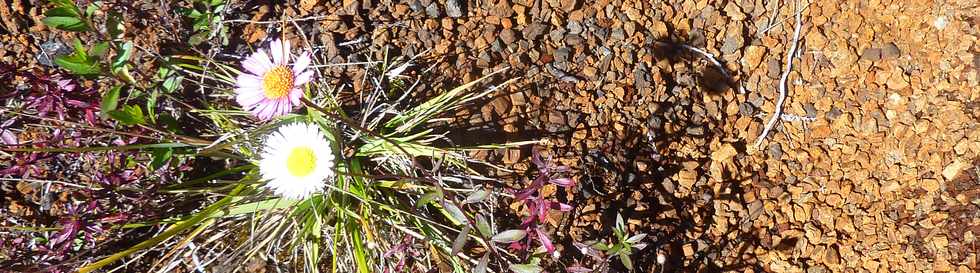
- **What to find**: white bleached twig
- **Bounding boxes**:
[754,0,807,149]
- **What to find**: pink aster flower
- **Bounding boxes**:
[235,39,314,120]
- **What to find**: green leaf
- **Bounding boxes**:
[42,16,88,32]
[416,189,442,208]
[54,55,100,75]
[475,214,492,237]
[625,233,646,244]
[84,3,97,17]
[112,41,133,68]
[149,147,173,170]
[620,254,634,270]
[107,12,124,39]
[490,229,526,243]
[509,263,543,273]
[441,202,467,225]
[161,74,182,92]
[473,253,490,273]
[49,0,78,8]
[189,31,210,46]
[108,105,145,125]
[450,225,470,256]
[71,38,86,56]
[100,85,121,116]
[88,42,109,58]
[45,7,80,17]
[463,189,490,204]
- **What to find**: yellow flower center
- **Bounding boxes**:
[286,146,317,177]
[262,66,294,99]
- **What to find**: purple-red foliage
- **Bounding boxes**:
[509,150,575,256]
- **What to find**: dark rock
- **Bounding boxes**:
[37,41,71,67]
[610,27,625,41]
[721,36,740,54]
[825,106,843,120]
[767,58,781,79]
[739,102,755,116]
[768,143,783,159]
[634,63,652,90]
[804,103,817,118]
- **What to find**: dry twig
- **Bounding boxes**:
[754,0,807,149]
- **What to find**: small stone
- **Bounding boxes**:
[825,107,843,120]
[491,0,514,18]
[549,28,566,44]
[739,102,755,116]
[425,2,441,17]
[943,160,969,180]
[881,42,901,59]
[548,111,565,124]
[720,36,740,54]
[860,48,882,61]
[610,27,625,41]
[743,45,766,70]
[767,58,781,79]
[564,34,584,46]
[566,20,583,34]
[554,47,571,62]
[559,0,579,13]
[523,22,547,39]
[921,179,941,192]
[446,0,464,17]
[634,63,651,90]
[769,143,783,159]
[686,126,704,136]
[500,29,518,45]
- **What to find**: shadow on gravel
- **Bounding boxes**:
[420,32,765,271]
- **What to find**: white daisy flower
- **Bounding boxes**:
[259,123,335,199]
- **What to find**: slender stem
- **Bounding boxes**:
[300,98,427,175]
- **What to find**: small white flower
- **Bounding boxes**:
[259,123,335,199]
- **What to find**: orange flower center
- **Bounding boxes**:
[262,66,294,99]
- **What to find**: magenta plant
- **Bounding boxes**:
[492,150,576,271]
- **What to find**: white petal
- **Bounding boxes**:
[293,52,311,73]
[294,70,314,86]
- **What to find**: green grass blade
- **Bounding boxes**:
[78,184,245,273]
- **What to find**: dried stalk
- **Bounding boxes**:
[754,0,807,149]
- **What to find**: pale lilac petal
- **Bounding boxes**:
[255,49,274,69]
[289,88,303,105]
[270,40,283,65]
[294,70,314,86]
[254,101,275,120]
[293,52,311,73]
[242,54,270,75]
[236,88,266,107]
[275,99,293,117]
[236,74,263,88]
[270,39,291,65]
